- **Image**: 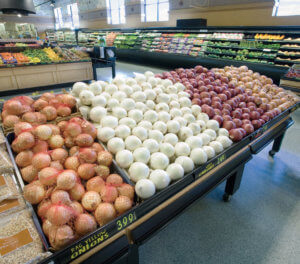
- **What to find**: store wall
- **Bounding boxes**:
[54,0,299,29]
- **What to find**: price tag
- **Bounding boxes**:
[198,153,226,177]
[263,49,271,52]
[116,211,137,231]
[199,29,208,33]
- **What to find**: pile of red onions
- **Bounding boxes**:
[158,65,299,141]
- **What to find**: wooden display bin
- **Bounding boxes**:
[0,62,93,91]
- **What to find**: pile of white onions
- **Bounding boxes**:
[72,71,232,200]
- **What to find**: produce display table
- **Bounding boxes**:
[0,61,93,92]
[39,103,298,264]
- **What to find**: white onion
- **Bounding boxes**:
[141,82,152,90]
[170,108,182,118]
[150,153,169,170]
[129,162,149,182]
[196,120,206,131]
[125,135,142,151]
[138,120,152,130]
[190,148,207,165]
[144,110,158,123]
[156,93,170,104]
[166,85,177,94]
[191,105,202,116]
[97,127,115,142]
[179,127,193,141]
[132,127,148,141]
[107,98,119,110]
[101,116,118,128]
[174,82,185,92]
[144,89,156,100]
[184,113,196,124]
[175,156,194,173]
[131,91,146,102]
[178,91,190,98]
[181,107,192,115]
[79,106,90,119]
[185,136,203,149]
[126,77,137,86]
[218,128,229,137]
[115,125,131,139]
[173,117,187,127]
[209,141,224,154]
[80,90,94,105]
[89,106,107,123]
[206,120,220,131]
[203,129,217,141]
[216,136,232,148]
[148,130,164,143]
[166,163,184,181]
[169,100,180,109]
[188,123,201,135]
[132,84,142,92]
[163,133,178,146]
[143,139,159,153]
[89,82,102,95]
[133,147,150,164]
[105,84,118,95]
[119,117,136,129]
[197,113,209,122]
[73,82,88,96]
[158,111,171,123]
[175,142,190,157]
[202,146,215,159]
[92,95,106,108]
[112,91,126,101]
[135,102,147,113]
[101,92,111,101]
[149,170,170,190]
[128,109,143,123]
[146,100,155,110]
[155,103,169,112]
[113,107,127,119]
[160,143,175,158]
[121,98,135,111]
[167,120,180,134]
[107,137,125,154]
[135,179,155,199]
[119,85,133,97]
[197,133,211,146]
[116,150,133,168]
[153,121,167,134]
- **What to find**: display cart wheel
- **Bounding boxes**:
[222,193,231,202]
[269,150,276,157]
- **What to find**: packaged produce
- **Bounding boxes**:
[0,209,48,264]
[0,196,26,218]
[0,146,13,172]
[0,171,19,202]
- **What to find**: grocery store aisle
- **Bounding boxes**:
[111,62,300,264]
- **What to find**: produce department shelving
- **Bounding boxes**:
[73,26,300,84]
[3,100,297,264]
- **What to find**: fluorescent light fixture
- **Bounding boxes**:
[18,14,22,17]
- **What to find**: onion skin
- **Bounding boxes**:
[46,204,74,226]
[15,132,35,151]
[117,184,135,200]
[14,122,33,136]
[100,185,118,203]
[78,164,96,180]
[23,181,45,204]
[114,196,133,214]
[91,143,105,153]
[75,214,97,236]
[78,148,97,164]
[75,134,94,147]
[41,106,57,121]
[38,200,52,218]
[38,167,59,186]
[86,176,105,193]
[64,156,80,171]
[106,174,124,187]
[21,165,38,183]
[97,151,113,167]
[69,183,85,201]
[95,203,117,226]
[57,170,77,190]
[82,191,101,211]
[66,122,82,138]
[51,190,71,205]
[49,225,75,250]
[32,140,49,154]
[15,150,33,167]
[32,153,51,170]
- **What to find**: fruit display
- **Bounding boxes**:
[285,65,300,79]
[11,117,134,250]
[1,93,77,129]
[90,29,299,67]
[72,73,234,199]
[43,47,61,62]
[0,52,17,64]
[158,65,299,142]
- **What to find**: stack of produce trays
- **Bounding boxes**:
[157,65,299,141]
[72,72,234,200]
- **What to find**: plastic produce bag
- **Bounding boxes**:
[0,145,13,172]
[0,196,26,218]
[0,210,45,264]
[0,172,19,202]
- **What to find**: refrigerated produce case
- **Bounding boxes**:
[75,26,300,84]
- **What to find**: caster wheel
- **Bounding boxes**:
[223,193,231,202]
[269,150,276,157]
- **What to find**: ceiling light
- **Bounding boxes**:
[18,14,22,17]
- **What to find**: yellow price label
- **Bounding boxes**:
[116,212,137,231]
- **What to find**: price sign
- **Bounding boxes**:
[116,211,137,231]
[199,29,208,32]
[198,153,226,177]
[263,49,271,52]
